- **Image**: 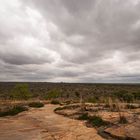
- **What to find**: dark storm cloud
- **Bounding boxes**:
[0,0,140,82]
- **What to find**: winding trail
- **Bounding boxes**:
[0,104,104,140]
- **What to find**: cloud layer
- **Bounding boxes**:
[0,0,140,82]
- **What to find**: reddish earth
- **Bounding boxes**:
[55,104,140,140]
[0,104,104,140]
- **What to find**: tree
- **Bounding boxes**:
[45,89,61,100]
[11,84,31,100]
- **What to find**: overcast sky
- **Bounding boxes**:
[0,0,140,83]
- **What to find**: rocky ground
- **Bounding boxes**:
[55,103,140,140]
[0,104,104,140]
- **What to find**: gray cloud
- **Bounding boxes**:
[0,0,140,82]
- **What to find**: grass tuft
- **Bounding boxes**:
[119,116,128,124]
[89,115,109,127]
[78,113,89,120]
[51,100,60,105]
[28,102,44,108]
[126,104,138,109]
[0,106,28,117]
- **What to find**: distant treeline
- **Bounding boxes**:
[0,82,140,102]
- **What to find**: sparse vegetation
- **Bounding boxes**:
[119,115,128,124]
[11,84,32,100]
[88,115,109,127]
[114,90,134,103]
[126,104,138,109]
[28,102,44,108]
[0,106,28,117]
[45,89,61,100]
[54,107,64,111]
[87,97,99,103]
[0,83,140,140]
[51,100,60,104]
[78,113,89,120]
[1,83,140,102]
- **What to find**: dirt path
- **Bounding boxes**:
[0,104,104,140]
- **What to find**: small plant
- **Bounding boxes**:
[54,107,63,111]
[126,104,138,109]
[0,106,28,117]
[64,100,71,105]
[88,97,99,103]
[51,100,60,105]
[28,102,44,108]
[119,115,128,124]
[89,115,109,127]
[78,113,89,120]
[104,104,110,108]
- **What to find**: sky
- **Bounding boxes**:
[0,0,140,83]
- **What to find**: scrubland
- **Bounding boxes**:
[0,82,140,140]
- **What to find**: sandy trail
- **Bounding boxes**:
[0,104,104,140]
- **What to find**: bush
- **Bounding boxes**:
[0,106,28,117]
[89,116,109,127]
[132,92,140,100]
[105,103,119,112]
[87,97,99,103]
[51,100,60,104]
[54,107,63,111]
[119,116,128,124]
[114,91,134,103]
[11,84,32,100]
[28,102,44,108]
[45,89,61,100]
[78,113,89,120]
[126,104,138,109]
[64,100,71,105]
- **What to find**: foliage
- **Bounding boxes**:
[78,113,89,120]
[51,100,60,104]
[75,91,80,98]
[114,90,134,103]
[0,106,28,117]
[54,107,63,111]
[45,89,61,99]
[87,97,99,103]
[88,115,109,127]
[125,104,138,109]
[28,102,44,108]
[11,84,32,100]
[132,92,140,100]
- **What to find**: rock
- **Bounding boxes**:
[104,121,140,140]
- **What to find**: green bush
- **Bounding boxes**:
[89,116,109,127]
[54,107,63,111]
[28,102,44,108]
[45,89,61,100]
[78,113,89,120]
[11,84,32,100]
[87,97,99,103]
[0,106,28,117]
[51,100,60,104]
[114,90,134,103]
[132,92,140,100]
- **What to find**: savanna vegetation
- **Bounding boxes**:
[0,82,140,139]
[0,82,140,103]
